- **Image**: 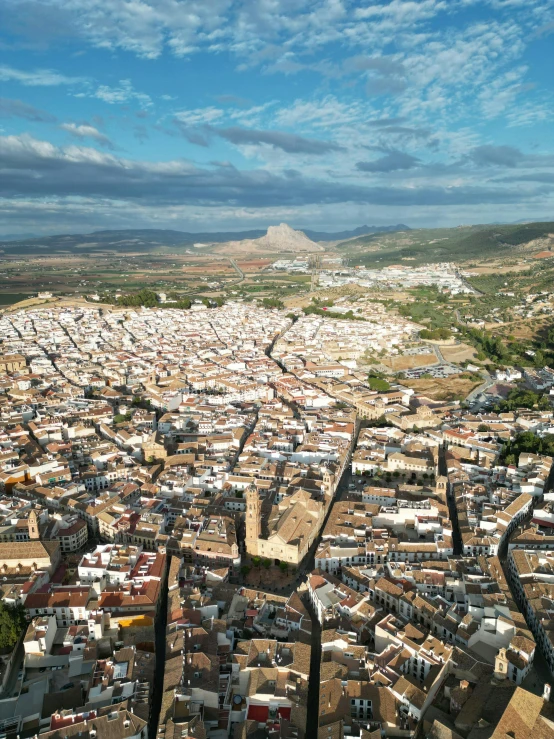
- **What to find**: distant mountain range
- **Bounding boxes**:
[0,232,40,241]
[0,224,411,254]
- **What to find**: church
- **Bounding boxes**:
[244,480,325,566]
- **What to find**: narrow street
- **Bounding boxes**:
[440,445,463,555]
[441,443,552,693]
[497,464,554,694]
[148,556,170,739]
[304,598,322,739]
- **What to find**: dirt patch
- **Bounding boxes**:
[381,354,437,371]
[402,376,482,401]
[439,342,477,363]
[237,259,273,270]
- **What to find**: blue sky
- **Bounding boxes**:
[0,0,553,235]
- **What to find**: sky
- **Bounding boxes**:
[0,0,553,236]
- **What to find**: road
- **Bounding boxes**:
[228,258,244,285]
[454,268,482,296]
[430,342,460,370]
[466,374,495,405]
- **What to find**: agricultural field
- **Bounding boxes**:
[0,252,300,303]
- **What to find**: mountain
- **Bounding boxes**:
[214,223,322,254]
[0,224,409,255]
[0,228,267,254]
[304,224,410,241]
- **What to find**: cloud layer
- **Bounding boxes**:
[0,0,553,232]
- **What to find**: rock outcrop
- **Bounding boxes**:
[215,223,322,254]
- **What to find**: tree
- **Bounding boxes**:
[0,602,26,650]
[251,556,261,567]
[240,565,250,577]
[116,288,159,308]
[420,328,451,341]
[478,424,491,432]
[262,559,271,569]
[262,297,284,309]
[367,375,391,392]
[279,562,289,573]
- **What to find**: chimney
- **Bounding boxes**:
[544,683,551,702]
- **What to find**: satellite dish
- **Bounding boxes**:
[233,695,242,705]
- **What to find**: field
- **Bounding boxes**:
[0,253,306,303]
[0,292,33,306]
[381,354,437,371]
[401,376,482,401]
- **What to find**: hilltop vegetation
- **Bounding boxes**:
[338,221,554,267]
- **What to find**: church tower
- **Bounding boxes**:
[435,475,448,502]
[494,648,509,680]
[323,468,335,502]
[28,509,40,540]
[245,481,261,556]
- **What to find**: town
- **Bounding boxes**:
[0,299,553,739]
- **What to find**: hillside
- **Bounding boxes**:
[304,224,410,241]
[337,221,554,267]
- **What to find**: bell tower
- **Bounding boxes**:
[323,468,335,500]
[435,475,448,502]
[494,648,509,681]
[245,481,261,556]
[28,509,40,540]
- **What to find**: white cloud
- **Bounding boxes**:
[0,64,86,86]
[60,122,114,148]
[173,107,226,126]
[93,79,152,107]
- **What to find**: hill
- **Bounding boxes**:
[0,224,409,255]
[337,221,554,267]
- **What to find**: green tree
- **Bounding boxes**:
[279,562,289,573]
[367,375,391,392]
[262,297,284,309]
[0,603,26,650]
[262,559,271,569]
[240,565,250,577]
[116,289,159,308]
